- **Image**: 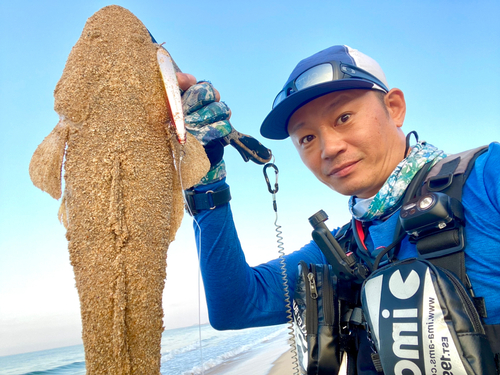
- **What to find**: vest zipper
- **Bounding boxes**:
[322,265,335,325]
[304,264,318,335]
[308,265,318,300]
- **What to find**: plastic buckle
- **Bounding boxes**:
[427,173,454,191]
[184,187,231,216]
[184,189,198,216]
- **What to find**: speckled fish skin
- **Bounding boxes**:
[29,5,209,374]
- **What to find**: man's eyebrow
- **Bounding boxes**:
[288,119,305,135]
[326,92,353,111]
[289,92,358,135]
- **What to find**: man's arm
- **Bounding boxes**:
[463,142,500,325]
[179,74,326,329]
[193,178,327,329]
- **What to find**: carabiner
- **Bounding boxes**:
[263,163,279,194]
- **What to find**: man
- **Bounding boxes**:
[178,45,500,370]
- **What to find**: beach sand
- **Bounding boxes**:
[267,347,295,375]
[204,329,295,375]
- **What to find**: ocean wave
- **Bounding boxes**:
[20,360,86,375]
[180,326,287,375]
[2,325,287,375]
[160,325,242,363]
[161,341,201,362]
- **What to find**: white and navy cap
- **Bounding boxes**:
[260,45,389,140]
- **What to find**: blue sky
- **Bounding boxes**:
[1,0,499,356]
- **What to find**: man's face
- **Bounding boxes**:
[287,89,406,198]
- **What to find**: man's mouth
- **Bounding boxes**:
[327,160,359,178]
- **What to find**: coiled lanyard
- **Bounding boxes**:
[263,161,300,375]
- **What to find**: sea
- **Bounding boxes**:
[0,324,288,375]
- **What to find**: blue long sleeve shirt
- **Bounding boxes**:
[193,142,500,329]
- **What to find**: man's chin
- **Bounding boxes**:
[323,181,357,197]
[326,181,374,198]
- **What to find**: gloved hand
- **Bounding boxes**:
[182,80,233,185]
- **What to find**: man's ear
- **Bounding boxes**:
[384,88,406,128]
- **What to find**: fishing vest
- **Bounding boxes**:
[293,145,500,375]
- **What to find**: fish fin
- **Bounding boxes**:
[170,163,185,243]
[173,132,210,189]
[168,133,210,242]
[58,192,69,228]
[29,119,69,200]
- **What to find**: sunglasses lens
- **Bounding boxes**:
[272,90,287,108]
[295,63,333,91]
[272,63,342,109]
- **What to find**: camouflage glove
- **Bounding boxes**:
[182,81,232,185]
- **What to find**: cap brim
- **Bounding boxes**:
[260,78,383,140]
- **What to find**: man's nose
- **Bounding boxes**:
[320,129,346,160]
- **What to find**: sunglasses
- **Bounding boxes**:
[272,61,389,109]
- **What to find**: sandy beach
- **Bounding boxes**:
[203,329,295,375]
[267,348,295,375]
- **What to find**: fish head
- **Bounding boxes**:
[54,5,168,128]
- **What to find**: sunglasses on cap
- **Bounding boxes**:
[272,61,389,109]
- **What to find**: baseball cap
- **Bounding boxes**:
[260,45,389,140]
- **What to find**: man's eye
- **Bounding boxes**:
[338,113,351,124]
[301,135,315,145]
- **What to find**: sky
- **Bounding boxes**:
[1,0,499,357]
